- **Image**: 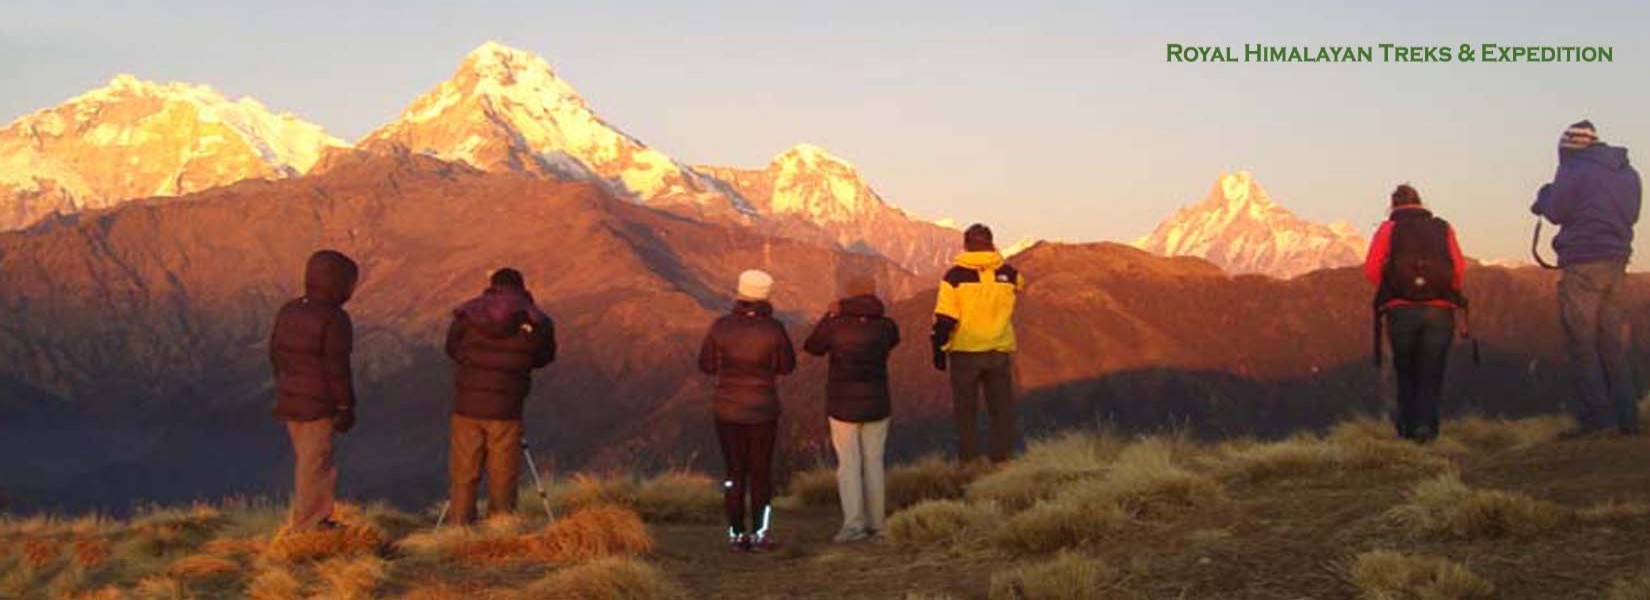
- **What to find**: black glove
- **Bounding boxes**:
[933,349,948,372]
[333,407,356,434]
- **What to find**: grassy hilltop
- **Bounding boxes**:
[4,407,1650,599]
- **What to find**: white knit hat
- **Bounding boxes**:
[736,269,774,301]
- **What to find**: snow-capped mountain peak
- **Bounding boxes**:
[0,74,344,231]
[768,143,877,219]
[1134,171,1366,278]
[363,42,747,214]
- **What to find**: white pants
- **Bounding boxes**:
[829,417,889,533]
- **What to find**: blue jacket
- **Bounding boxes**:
[1532,144,1642,266]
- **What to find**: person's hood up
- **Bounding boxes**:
[1563,143,1632,171]
[1389,205,1434,220]
[456,286,547,337]
[731,299,774,318]
[837,294,886,318]
[304,250,359,306]
[953,250,1006,271]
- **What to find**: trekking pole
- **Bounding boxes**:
[435,501,450,530]
[522,438,555,524]
[1531,218,1560,270]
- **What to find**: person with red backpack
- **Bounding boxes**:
[1365,184,1467,443]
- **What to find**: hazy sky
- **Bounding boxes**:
[3,0,1646,262]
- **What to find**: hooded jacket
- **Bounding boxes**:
[931,251,1024,354]
[446,286,556,420]
[271,250,359,422]
[803,295,901,422]
[698,300,797,424]
[1532,144,1642,266]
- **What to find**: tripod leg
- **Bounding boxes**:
[521,439,555,523]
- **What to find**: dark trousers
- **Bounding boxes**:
[1558,259,1640,432]
[948,351,1017,462]
[448,415,522,526]
[1387,306,1454,441]
[715,419,777,536]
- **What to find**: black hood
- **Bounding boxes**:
[303,250,359,306]
[837,295,886,317]
[731,299,774,318]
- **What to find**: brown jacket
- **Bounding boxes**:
[446,286,556,420]
[270,250,359,421]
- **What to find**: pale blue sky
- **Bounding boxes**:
[3,0,1645,262]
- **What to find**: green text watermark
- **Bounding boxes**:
[1166,43,1613,63]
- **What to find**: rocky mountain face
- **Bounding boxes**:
[0,75,343,231]
[697,144,960,276]
[1135,171,1366,278]
[0,151,920,512]
[358,42,748,218]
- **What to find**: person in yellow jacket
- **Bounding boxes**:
[930,224,1024,463]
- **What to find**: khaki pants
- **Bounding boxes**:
[286,419,337,530]
[829,418,889,534]
[448,415,523,525]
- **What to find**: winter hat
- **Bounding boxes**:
[1561,120,1598,150]
[736,269,774,301]
[964,223,996,252]
[490,267,525,289]
[1390,184,1422,208]
[845,275,878,298]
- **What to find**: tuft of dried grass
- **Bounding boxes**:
[991,494,1129,555]
[72,537,113,569]
[1385,472,1568,538]
[1608,570,1650,600]
[554,474,640,514]
[785,467,841,507]
[988,551,1111,600]
[633,472,722,523]
[525,557,684,600]
[887,456,984,510]
[886,499,998,547]
[1443,415,1570,451]
[314,555,388,600]
[966,432,1118,512]
[166,553,239,581]
[526,504,653,563]
[262,522,385,563]
[1098,439,1223,520]
[1577,500,1650,524]
[246,566,305,600]
[1348,549,1494,599]
[22,537,63,569]
[132,575,191,599]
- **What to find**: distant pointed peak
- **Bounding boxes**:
[463,41,545,68]
[1216,170,1268,205]
[773,143,856,172]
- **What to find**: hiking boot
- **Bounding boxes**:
[727,533,751,553]
[750,533,781,552]
[832,528,871,544]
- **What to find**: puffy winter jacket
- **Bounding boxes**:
[803,295,901,422]
[1532,144,1642,266]
[932,251,1024,354]
[271,250,359,422]
[698,300,797,424]
[446,286,556,420]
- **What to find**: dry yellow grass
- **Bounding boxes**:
[966,432,1119,512]
[1442,414,1570,451]
[1385,472,1568,538]
[554,473,641,514]
[165,553,239,581]
[887,455,984,509]
[132,574,191,599]
[1577,500,1650,524]
[785,467,841,507]
[886,499,999,547]
[1348,549,1494,599]
[1215,429,1452,484]
[526,504,653,563]
[314,555,389,600]
[1609,570,1650,600]
[991,494,1129,555]
[524,557,684,600]
[1098,439,1223,520]
[633,472,721,523]
[72,537,113,569]
[988,551,1112,600]
[262,522,385,563]
[22,537,62,569]
[246,566,305,600]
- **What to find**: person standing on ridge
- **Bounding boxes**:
[1532,120,1643,438]
[270,249,360,531]
[698,269,797,552]
[1366,185,1467,443]
[444,268,557,526]
[932,224,1025,463]
[804,275,900,543]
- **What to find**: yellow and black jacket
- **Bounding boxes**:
[931,251,1024,354]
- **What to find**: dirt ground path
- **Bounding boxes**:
[651,436,1650,599]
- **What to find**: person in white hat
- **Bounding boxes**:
[697,269,796,552]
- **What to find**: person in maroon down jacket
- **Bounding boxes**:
[444,268,557,526]
[270,249,360,531]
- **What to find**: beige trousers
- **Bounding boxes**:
[829,417,889,533]
[448,415,523,526]
[286,419,337,530]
